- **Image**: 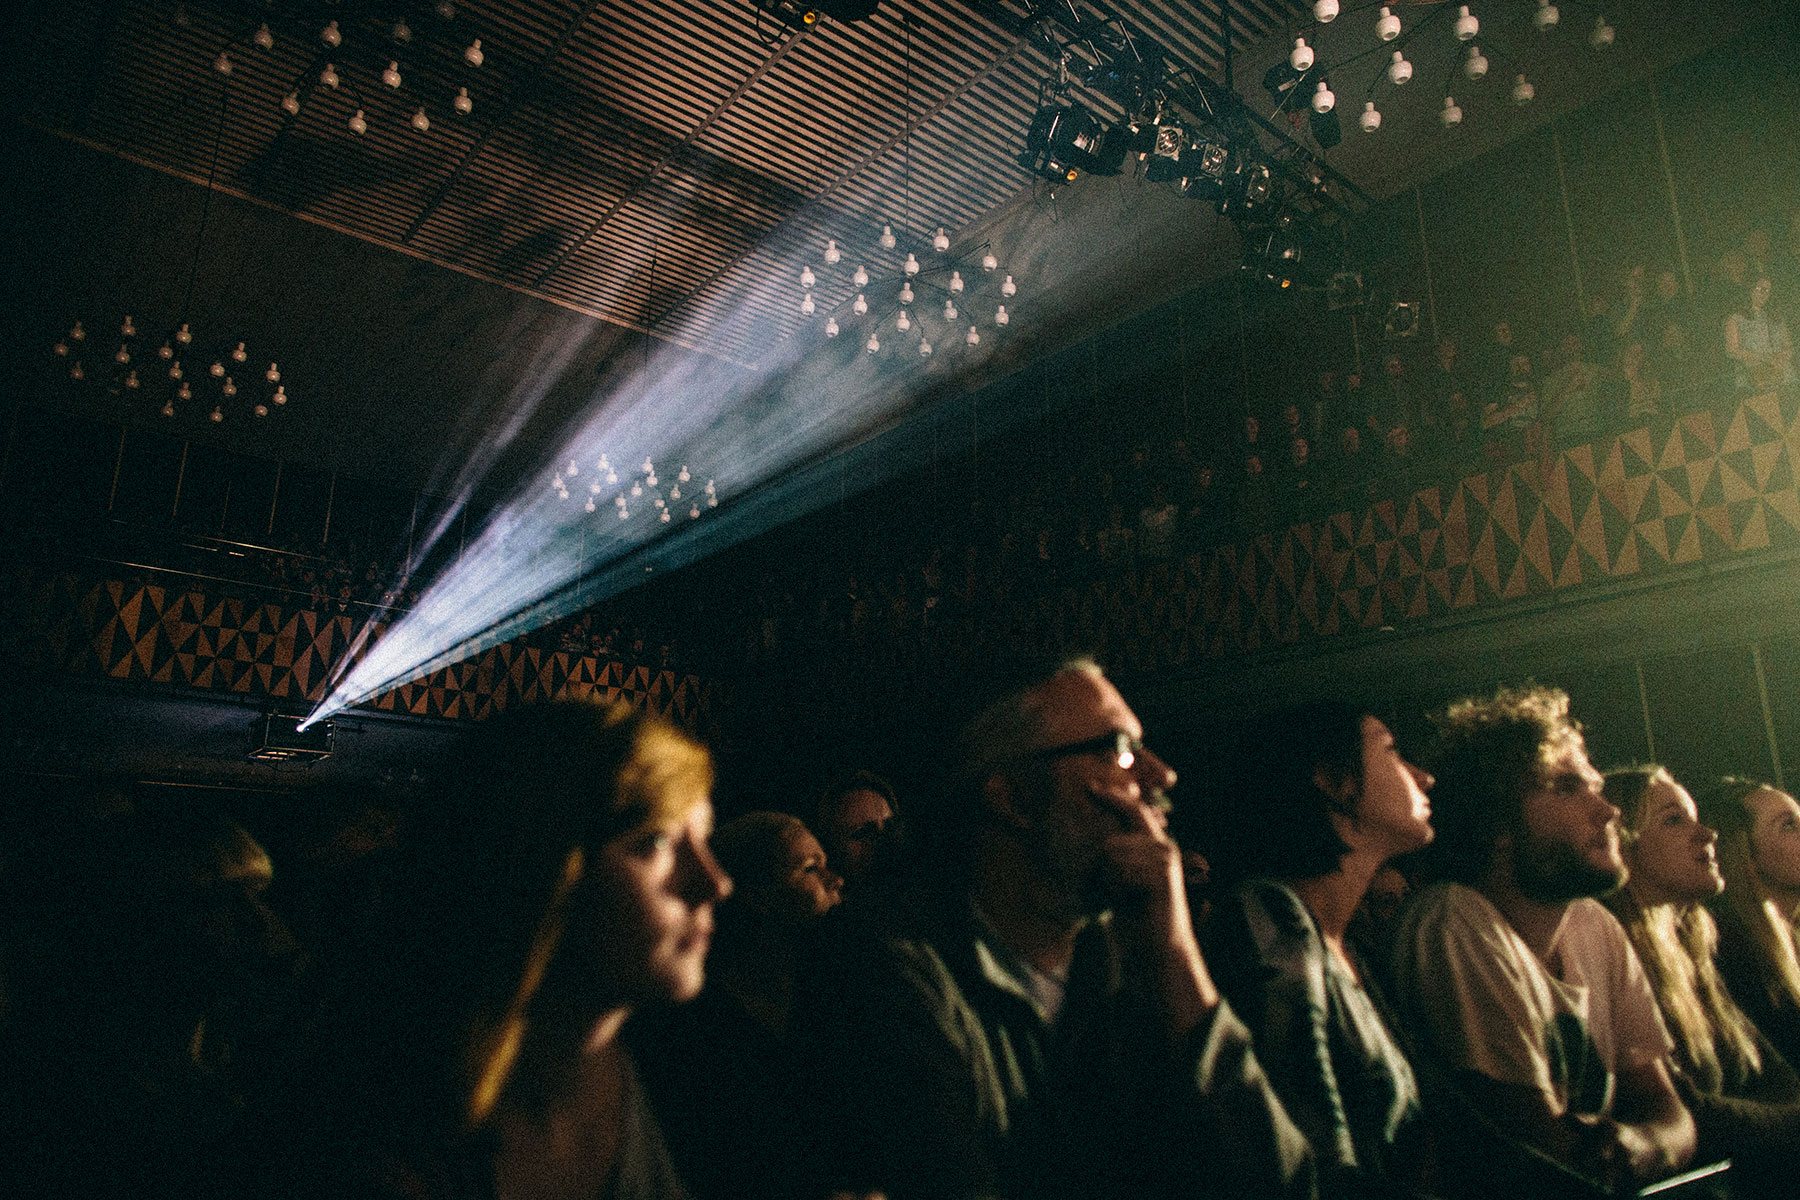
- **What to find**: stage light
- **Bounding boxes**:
[1018,101,1110,182]
[1145,124,1188,183]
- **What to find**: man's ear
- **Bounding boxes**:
[983,773,1031,831]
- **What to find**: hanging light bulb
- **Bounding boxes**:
[1533,0,1559,30]
[670,484,680,499]
[321,20,342,48]
[213,50,233,75]
[800,264,816,288]
[230,341,247,363]
[852,265,869,287]
[254,401,269,417]
[896,309,911,332]
[932,228,950,253]
[222,377,237,397]
[704,480,715,496]
[454,87,473,115]
[209,360,225,378]
[567,459,580,476]
[210,405,224,423]
[175,323,190,345]
[1313,0,1339,21]
[1000,274,1017,298]
[1359,101,1382,132]
[678,466,689,482]
[382,61,402,88]
[348,109,367,134]
[618,507,630,521]
[899,281,915,304]
[265,363,280,382]
[178,381,192,400]
[823,239,841,265]
[878,224,896,250]
[254,23,274,50]
[1312,79,1335,113]
[1590,15,1614,47]
[169,361,183,380]
[52,341,67,357]
[852,293,868,316]
[865,333,880,353]
[115,345,130,365]
[125,370,139,389]
[272,385,287,405]
[1512,74,1535,104]
[161,399,176,418]
[393,19,413,43]
[1454,5,1479,39]
[1375,6,1401,40]
[966,325,980,346]
[825,318,839,337]
[69,361,84,380]
[904,252,920,276]
[464,38,484,67]
[994,305,1009,326]
[70,321,85,342]
[411,107,431,131]
[800,293,815,315]
[583,497,596,513]
[1290,38,1314,71]
[1441,95,1464,125]
[949,271,965,294]
[1465,45,1488,79]
[981,251,998,272]
[631,482,642,497]
[1388,51,1413,85]
[690,505,701,519]
[159,342,174,360]
[281,91,301,116]
[438,1,457,18]
[589,481,602,495]
[320,62,340,88]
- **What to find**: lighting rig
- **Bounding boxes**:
[979,0,1368,291]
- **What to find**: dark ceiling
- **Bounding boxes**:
[5,0,1758,491]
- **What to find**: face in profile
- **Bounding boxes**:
[1347,716,1433,857]
[587,797,732,1007]
[775,824,843,919]
[1513,739,1625,903]
[825,788,894,885]
[1624,772,1721,906]
[1747,787,1800,896]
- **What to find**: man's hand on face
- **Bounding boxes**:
[1093,787,1221,1040]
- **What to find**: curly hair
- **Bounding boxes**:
[1419,685,1585,886]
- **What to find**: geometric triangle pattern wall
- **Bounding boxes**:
[0,569,716,732]
[1030,390,1800,673]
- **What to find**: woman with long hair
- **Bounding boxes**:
[286,699,732,1200]
[1200,700,1436,1195]
[1695,777,1800,1073]
[1602,767,1800,1189]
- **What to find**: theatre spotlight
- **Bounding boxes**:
[1144,124,1188,183]
[1385,300,1421,338]
[1218,158,1277,218]
[1018,101,1112,181]
[753,0,878,29]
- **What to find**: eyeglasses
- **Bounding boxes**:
[1032,730,1143,772]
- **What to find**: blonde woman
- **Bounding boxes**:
[1695,777,1800,1074]
[287,700,733,1200]
[1604,767,1800,1190]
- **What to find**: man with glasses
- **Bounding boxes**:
[796,656,1313,1200]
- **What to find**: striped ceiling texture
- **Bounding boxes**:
[16,0,1310,363]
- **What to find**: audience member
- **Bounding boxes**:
[280,700,732,1200]
[1201,701,1437,1195]
[816,770,905,896]
[632,812,842,1200]
[1602,767,1800,1195]
[1694,777,1800,1071]
[797,656,1315,1199]
[1389,686,1695,1195]
[1724,277,1797,396]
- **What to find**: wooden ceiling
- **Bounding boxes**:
[16,0,1318,364]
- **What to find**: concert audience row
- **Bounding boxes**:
[8,665,1800,1199]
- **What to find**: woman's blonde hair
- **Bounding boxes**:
[1695,777,1800,1018]
[1605,767,1762,1082]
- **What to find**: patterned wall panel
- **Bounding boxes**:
[1031,391,1800,672]
[1,570,717,730]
